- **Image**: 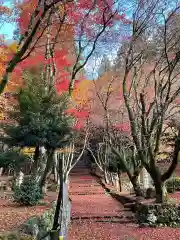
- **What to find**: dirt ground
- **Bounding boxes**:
[0,192,56,233]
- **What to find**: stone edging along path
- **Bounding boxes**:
[95,175,139,212]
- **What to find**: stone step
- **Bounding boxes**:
[70,172,90,175]
[70,168,89,170]
[70,184,101,188]
[71,215,124,220]
[70,179,99,182]
[124,202,136,208]
[70,192,105,195]
[71,214,135,222]
[71,167,89,170]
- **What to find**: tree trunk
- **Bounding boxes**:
[64,172,69,185]
[149,166,167,203]
[118,172,122,192]
[54,152,59,184]
[54,166,59,184]
[39,149,54,192]
[35,147,47,183]
[154,180,167,203]
[31,146,40,175]
[104,167,110,184]
[109,172,114,185]
[161,131,180,182]
[52,153,63,238]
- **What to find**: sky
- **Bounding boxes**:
[0,0,16,41]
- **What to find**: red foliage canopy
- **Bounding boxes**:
[5,0,130,130]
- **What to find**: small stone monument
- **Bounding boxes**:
[17,171,24,186]
[114,173,119,190]
[140,168,152,189]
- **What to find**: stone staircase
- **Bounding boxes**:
[69,162,135,223]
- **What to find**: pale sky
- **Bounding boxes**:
[0,0,16,41]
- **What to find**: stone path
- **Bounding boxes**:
[68,168,180,240]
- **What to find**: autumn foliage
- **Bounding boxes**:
[0,0,129,128]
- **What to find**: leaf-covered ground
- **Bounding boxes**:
[0,192,55,233]
[68,172,180,240]
[1,170,180,239]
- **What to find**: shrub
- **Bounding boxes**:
[20,203,56,239]
[0,149,30,172]
[21,200,71,239]
[135,202,180,227]
[0,233,33,240]
[165,177,180,193]
[13,176,43,206]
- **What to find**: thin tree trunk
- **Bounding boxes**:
[161,131,180,182]
[118,172,122,192]
[64,171,69,185]
[109,172,114,185]
[31,146,40,175]
[54,152,59,183]
[51,154,63,239]
[54,165,59,184]
[39,150,54,192]
[35,147,47,183]
[104,167,110,184]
